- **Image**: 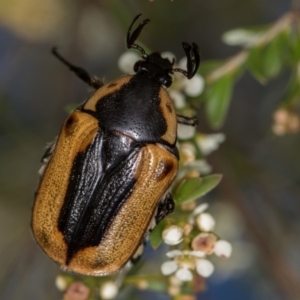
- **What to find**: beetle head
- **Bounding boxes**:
[127,14,200,88]
[133,52,174,87]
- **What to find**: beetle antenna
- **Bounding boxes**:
[173,42,200,79]
[127,14,150,57]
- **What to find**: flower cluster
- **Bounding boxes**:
[272,108,300,135]
[118,50,229,296]
[161,203,232,286]
[55,276,119,300]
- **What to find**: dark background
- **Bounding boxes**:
[1,1,299,299]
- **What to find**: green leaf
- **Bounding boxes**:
[281,72,300,106]
[205,75,233,128]
[289,30,300,63]
[197,60,223,77]
[174,174,223,204]
[262,32,287,78]
[247,31,288,82]
[149,220,165,250]
[247,45,268,83]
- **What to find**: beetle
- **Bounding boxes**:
[31,14,200,276]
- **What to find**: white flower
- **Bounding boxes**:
[182,74,205,97]
[186,159,212,175]
[177,123,196,140]
[214,240,232,258]
[162,225,183,245]
[161,260,178,275]
[100,282,118,300]
[196,133,225,155]
[118,51,139,74]
[189,250,206,258]
[191,232,217,254]
[55,275,67,291]
[161,51,176,63]
[180,142,196,164]
[175,268,193,281]
[192,203,209,216]
[169,90,186,109]
[166,250,183,258]
[196,213,216,232]
[222,29,260,46]
[196,259,214,278]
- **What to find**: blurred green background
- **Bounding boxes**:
[1,0,299,299]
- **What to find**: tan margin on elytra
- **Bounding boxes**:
[83,75,133,112]
[159,87,177,145]
[31,111,99,267]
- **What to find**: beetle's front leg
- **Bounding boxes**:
[176,114,198,127]
[155,193,175,224]
[52,48,104,89]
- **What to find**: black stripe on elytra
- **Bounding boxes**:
[58,129,141,264]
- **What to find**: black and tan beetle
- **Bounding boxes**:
[31,14,200,276]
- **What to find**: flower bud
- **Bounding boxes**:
[214,240,232,258]
[162,225,183,245]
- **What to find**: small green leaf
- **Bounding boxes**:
[205,75,233,128]
[247,32,288,81]
[174,174,223,204]
[247,45,268,83]
[289,30,300,63]
[147,280,167,292]
[262,32,287,78]
[281,72,300,106]
[149,220,165,250]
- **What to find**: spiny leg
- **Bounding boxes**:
[52,48,103,89]
[155,193,175,224]
[177,114,198,127]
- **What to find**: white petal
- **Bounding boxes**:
[223,29,259,46]
[55,275,67,291]
[118,52,139,74]
[178,57,187,70]
[169,90,186,109]
[192,203,209,216]
[183,74,205,97]
[175,268,193,282]
[196,259,214,278]
[162,225,183,245]
[177,123,196,140]
[196,133,226,155]
[214,240,232,258]
[161,260,178,275]
[187,159,212,175]
[166,250,183,258]
[196,213,216,232]
[189,250,206,258]
[100,282,118,300]
[161,51,176,63]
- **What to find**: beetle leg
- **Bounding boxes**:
[52,47,104,89]
[127,14,150,56]
[176,114,198,127]
[173,42,200,79]
[155,193,175,224]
